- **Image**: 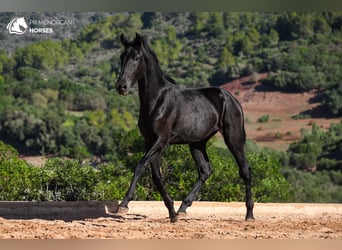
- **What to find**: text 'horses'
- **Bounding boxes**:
[115,33,254,222]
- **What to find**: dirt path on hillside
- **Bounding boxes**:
[0,201,341,239]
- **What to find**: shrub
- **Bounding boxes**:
[275,132,283,139]
[126,138,292,203]
[0,131,293,203]
[0,141,39,200]
[257,114,270,123]
[38,158,99,201]
[282,167,342,202]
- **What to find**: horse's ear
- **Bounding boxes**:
[135,33,146,49]
[120,34,128,47]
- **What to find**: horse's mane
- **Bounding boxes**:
[141,36,177,85]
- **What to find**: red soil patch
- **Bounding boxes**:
[220,73,341,150]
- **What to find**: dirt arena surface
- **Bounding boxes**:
[0,201,341,239]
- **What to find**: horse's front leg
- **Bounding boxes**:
[115,157,147,214]
[151,156,177,221]
[116,137,170,214]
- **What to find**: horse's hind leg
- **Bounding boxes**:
[177,141,212,215]
[222,129,254,221]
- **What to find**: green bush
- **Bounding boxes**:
[38,158,99,201]
[282,167,342,202]
[0,136,293,203]
[257,114,270,123]
[0,141,39,200]
[288,121,342,171]
[94,164,132,200]
[118,133,292,203]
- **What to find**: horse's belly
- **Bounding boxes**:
[170,108,219,143]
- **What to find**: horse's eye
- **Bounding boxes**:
[135,55,141,61]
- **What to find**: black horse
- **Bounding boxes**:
[115,33,254,222]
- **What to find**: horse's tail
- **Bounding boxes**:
[220,88,246,145]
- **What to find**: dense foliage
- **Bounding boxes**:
[0,12,341,202]
[1,12,342,157]
[288,121,342,171]
[0,138,291,202]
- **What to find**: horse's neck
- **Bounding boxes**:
[138,61,166,116]
[138,79,162,116]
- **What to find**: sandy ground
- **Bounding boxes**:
[0,201,341,239]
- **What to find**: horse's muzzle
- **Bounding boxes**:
[116,74,134,96]
[116,82,128,96]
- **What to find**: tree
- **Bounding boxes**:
[265,28,279,46]
[324,85,342,115]
[275,12,314,41]
[247,27,261,49]
[217,47,235,71]
[190,12,210,33]
[287,122,342,171]
[0,50,15,75]
[207,13,225,37]
[14,40,69,70]
[313,14,331,34]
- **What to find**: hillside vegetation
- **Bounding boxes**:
[0,12,341,203]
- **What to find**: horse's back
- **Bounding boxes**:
[188,87,243,121]
[191,86,246,141]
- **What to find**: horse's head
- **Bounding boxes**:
[16,17,27,29]
[116,33,146,96]
[7,17,28,34]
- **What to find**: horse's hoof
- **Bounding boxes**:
[177,211,187,218]
[170,215,179,223]
[115,206,129,214]
[245,216,255,221]
[170,212,187,223]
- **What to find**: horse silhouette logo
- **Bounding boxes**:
[7,17,28,35]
